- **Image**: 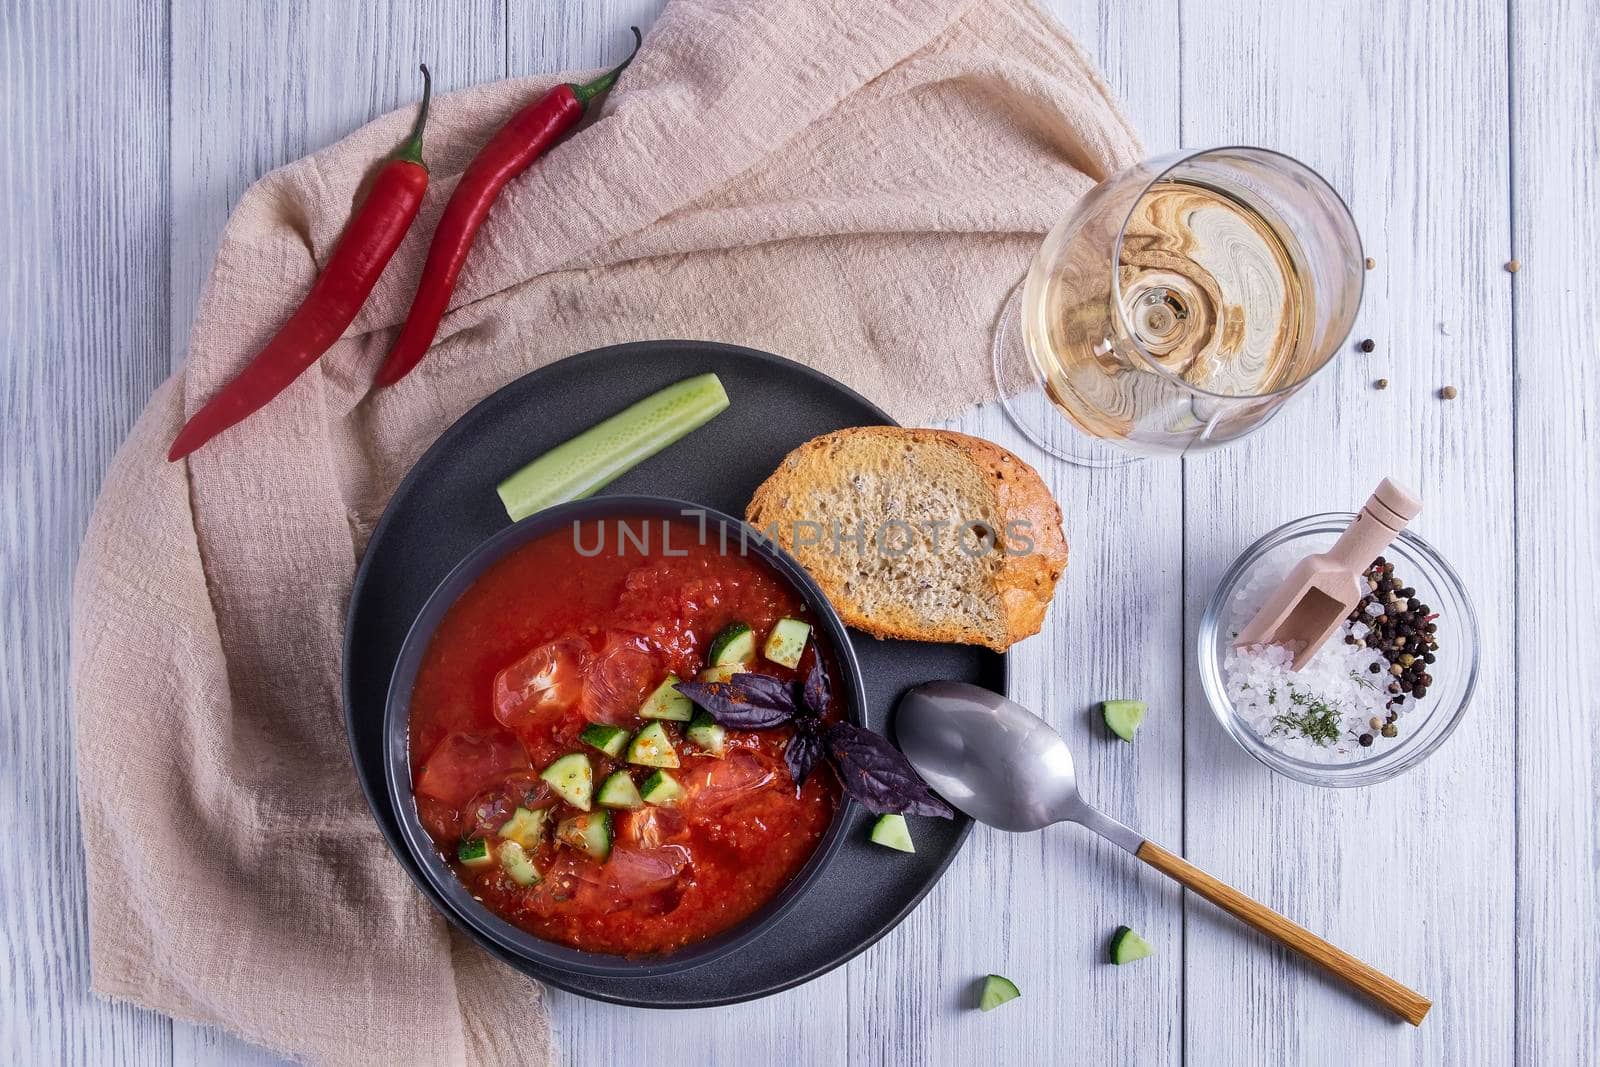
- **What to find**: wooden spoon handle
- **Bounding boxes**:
[1135,840,1431,1025]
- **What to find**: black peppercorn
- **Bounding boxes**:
[1358,733,1374,746]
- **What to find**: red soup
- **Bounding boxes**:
[407,515,841,956]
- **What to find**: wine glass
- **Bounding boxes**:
[992,146,1364,467]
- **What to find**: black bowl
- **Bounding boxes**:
[383,495,864,980]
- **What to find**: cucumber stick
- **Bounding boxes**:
[497,373,731,522]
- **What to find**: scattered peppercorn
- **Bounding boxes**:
[1358,338,1376,353]
[1365,257,1377,270]
[1440,385,1458,400]
[1358,733,1374,747]
[1380,723,1398,738]
[1375,378,1389,390]
[1506,259,1521,273]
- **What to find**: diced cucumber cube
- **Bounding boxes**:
[539,753,594,810]
[498,807,549,849]
[580,722,629,757]
[597,771,644,810]
[639,770,683,807]
[1109,925,1155,964]
[763,617,811,668]
[556,811,613,862]
[1102,700,1147,742]
[685,710,727,757]
[638,675,693,721]
[697,662,747,684]
[498,840,540,886]
[707,623,756,666]
[869,813,915,853]
[457,838,494,868]
[626,722,680,768]
[978,974,1021,1011]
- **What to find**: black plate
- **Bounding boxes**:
[343,340,1004,1007]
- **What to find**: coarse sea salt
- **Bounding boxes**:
[1222,556,1399,763]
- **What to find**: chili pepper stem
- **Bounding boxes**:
[570,26,642,106]
[393,64,433,167]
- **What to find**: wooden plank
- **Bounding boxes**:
[0,0,176,1064]
[1178,0,1516,1062]
[1511,0,1600,1061]
[859,1,1187,1063]
[162,1,505,1062]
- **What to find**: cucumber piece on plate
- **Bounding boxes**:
[556,811,613,862]
[497,806,549,849]
[539,753,594,810]
[707,622,756,666]
[457,838,494,868]
[1102,699,1147,742]
[697,662,747,684]
[626,722,680,768]
[597,771,644,810]
[978,974,1021,1012]
[763,617,811,668]
[1109,925,1155,964]
[579,722,630,757]
[868,813,915,853]
[638,674,693,721]
[639,770,683,806]
[685,710,727,757]
[496,373,731,522]
[498,840,541,886]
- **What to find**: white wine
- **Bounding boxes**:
[1021,176,1318,455]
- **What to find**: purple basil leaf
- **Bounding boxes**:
[784,730,826,791]
[825,722,955,818]
[674,674,796,730]
[800,650,830,720]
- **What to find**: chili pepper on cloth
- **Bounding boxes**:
[167,66,435,461]
[372,28,642,388]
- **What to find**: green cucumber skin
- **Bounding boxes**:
[639,770,683,806]
[497,373,730,522]
[708,623,756,666]
[1109,925,1155,964]
[580,723,629,757]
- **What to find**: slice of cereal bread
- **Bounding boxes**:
[745,428,1067,651]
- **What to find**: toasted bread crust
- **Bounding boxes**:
[745,428,1067,651]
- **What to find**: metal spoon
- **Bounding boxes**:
[896,681,1431,1026]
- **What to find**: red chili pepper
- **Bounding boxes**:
[167,66,436,462]
[372,28,642,388]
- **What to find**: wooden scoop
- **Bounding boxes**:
[1235,479,1423,669]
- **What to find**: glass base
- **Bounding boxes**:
[990,282,1146,469]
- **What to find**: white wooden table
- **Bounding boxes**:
[5,0,1595,1063]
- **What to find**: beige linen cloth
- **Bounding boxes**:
[71,0,1139,1062]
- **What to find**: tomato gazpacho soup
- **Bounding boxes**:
[407,515,842,956]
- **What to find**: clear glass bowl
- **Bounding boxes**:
[1197,513,1480,787]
